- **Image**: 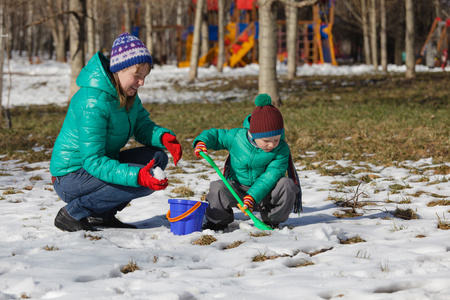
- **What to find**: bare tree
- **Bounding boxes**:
[405,0,415,79]
[26,1,33,63]
[188,0,205,81]
[380,0,387,71]
[258,0,279,105]
[46,0,67,62]
[69,0,86,100]
[286,1,298,79]
[123,0,131,34]
[361,0,371,65]
[369,0,377,69]
[0,0,4,128]
[86,0,95,58]
[258,0,317,106]
[201,2,209,59]
[217,0,225,72]
[145,0,154,54]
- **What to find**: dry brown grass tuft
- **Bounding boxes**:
[193,235,217,245]
[394,207,418,220]
[121,259,140,274]
[340,235,366,244]
[171,186,194,197]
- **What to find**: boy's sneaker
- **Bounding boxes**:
[87,216,137,229]
[54,207,96,232]
[202,221,227,231]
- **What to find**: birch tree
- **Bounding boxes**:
[369,0,377,69]
[0,0,4,127]
[86,0,95,58]
[361,0,371,65]
[405,0,415,79]
[217,0,225,72]
[46,0,66,62]
[258,0,279,105]
[201,2,209,59]
[145,0,154,54]
[188,0,205,81]
[380,0,387,71]
[258,0,317,106]
[286,1,298,79]
[123,1,131,34]
[69,0,86,100]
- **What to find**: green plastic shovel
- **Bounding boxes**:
[200,151,273,231]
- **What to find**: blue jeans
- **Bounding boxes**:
[53,146,168,220]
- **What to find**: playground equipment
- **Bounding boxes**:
[417,17,450,68]
[177,0,337,68]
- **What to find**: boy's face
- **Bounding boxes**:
[255,135,281,152]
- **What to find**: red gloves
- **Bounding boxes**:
[194,141,207,158]
[162,133,182,166]
[238,195,254,215]
[138,159,168,190]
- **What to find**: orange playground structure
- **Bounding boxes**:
[177,0,337,68]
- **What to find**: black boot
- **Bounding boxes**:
[87,216,137,229]
[54,207,96,232]
[201,221,227,231]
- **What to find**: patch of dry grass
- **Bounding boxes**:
[193,235,217,245]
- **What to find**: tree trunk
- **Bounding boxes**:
[86,0,95,58]
[369,0,377,69]
[69,0,86,101]
[0,1,4,128]
[26,1,33,63]
[258,0,280,107]
[286,2,298,80]
[188,0,205,81]
[405,0,415,79]
[217,0,225,72]
[432,0,441,19]
[47,0,66,62]
[361,0,371,65]
[201,2,209,59]
[94,0,100,52]
[145,0,153,54]
[123,1,131,34]
[380,0,387,71]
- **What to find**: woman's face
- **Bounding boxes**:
[117,63,151,97]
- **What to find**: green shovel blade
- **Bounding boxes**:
[200,152,273,231]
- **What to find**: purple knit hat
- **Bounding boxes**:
[109,32,153,73]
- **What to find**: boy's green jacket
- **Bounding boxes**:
[50,52,174,187]
[193,116,289,204]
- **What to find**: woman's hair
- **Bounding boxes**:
[111,63,148,112]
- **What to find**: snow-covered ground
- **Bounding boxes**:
[1,55,450,299]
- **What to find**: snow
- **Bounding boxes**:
[1,54,450,299]
[152,166,167,180]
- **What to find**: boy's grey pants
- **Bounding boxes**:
[205,177,300,227]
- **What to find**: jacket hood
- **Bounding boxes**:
[243,114,285,140]
[76,52,117,98]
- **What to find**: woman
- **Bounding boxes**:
[50,32,182,232]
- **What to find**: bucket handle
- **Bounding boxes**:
[166,201,202,222]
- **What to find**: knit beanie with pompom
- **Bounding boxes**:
[110,32,153,73]
[249,94,284,139]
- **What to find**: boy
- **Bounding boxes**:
[193,94,301,230]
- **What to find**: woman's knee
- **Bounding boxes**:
[153,149,168,170]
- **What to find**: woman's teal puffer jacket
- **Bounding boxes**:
[50,52,173,187]
[193,115,289,203]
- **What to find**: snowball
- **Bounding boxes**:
[152,166,166,180]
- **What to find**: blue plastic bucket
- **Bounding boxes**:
[166,199,208,235]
